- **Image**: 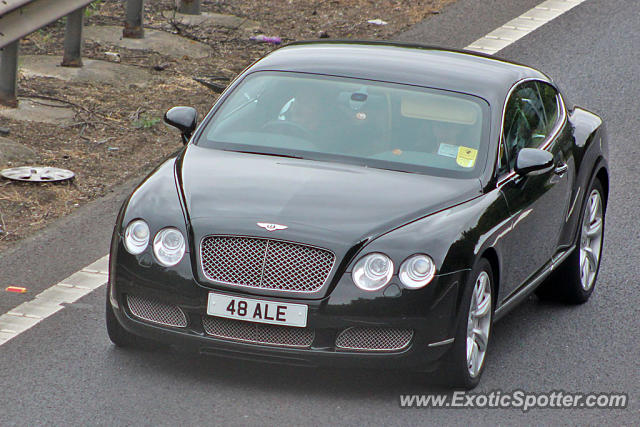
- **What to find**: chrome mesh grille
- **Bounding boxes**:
[126,295,187,328]
[202,316,314,348]
[335,327,413,352]
[200,236,335,293]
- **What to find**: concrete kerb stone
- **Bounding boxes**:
[0,98,75,126]
[84,25,212,59]
[0,136,40,166]
[20,55,157,87]
[161,10,260,32]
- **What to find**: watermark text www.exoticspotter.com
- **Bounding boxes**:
[399,390,628,412]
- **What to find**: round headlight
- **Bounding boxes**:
[153,228,186,267]
[352,253,394,291]
[399,254,436,289]
[124,219,149,255]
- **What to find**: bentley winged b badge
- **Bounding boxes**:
[257,222,288,232]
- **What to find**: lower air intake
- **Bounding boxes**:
[335,327,413,352]
[126,294,188,328]
[203,316,314,348]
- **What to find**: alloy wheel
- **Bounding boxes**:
[579,189,603,291]
[466,271,492,378]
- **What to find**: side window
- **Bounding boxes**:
[502,81,556,170]
[536,81,560,134]
[497,139,509,176]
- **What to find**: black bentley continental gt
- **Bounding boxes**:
[106,41,608,388]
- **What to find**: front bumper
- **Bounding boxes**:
[109,248,468,371]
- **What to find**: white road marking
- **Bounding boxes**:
[465,0,589,54]
[0,0,591,347]
[0,255,108,345]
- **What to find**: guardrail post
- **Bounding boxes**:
[123,0,145,39]
[177,0,201,15]
[0,41,19,108]
[61,7,85,67]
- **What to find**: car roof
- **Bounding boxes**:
[249,41,550,108]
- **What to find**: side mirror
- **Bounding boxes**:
[164,106,198,144]
[514,148,554,176]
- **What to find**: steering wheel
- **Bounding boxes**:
[261,119,314,140]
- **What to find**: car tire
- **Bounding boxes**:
[106,291,136,347]
[536,178,605,304]
[444,258,494,389]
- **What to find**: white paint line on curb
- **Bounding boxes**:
[465,0,589,54]
[0,255,109,346]
[0,0,591,348]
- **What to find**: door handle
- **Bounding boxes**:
[554,162,568,176]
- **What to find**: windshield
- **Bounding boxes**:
[197,71,490,177]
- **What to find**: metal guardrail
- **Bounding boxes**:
[123,0,201,38]
[123,0,145,39]
[178,0,201,15]
[0,0,94,48]
[0,0,202,106]
[0,0,94,106]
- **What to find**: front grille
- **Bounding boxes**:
[202,316,314,348]
[200,236,335,293]
[126,295,188,328]
[335,327,414,352]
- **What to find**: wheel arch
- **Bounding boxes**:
[480,247,500,307]
[595,163,609,209]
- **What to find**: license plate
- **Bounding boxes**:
[207,292,308,328]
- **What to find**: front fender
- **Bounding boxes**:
[116,155,189,241]
[350,189,511,301]
[109,153,192,307]
[357,192,508,270]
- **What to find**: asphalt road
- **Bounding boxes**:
[1,0,638,424]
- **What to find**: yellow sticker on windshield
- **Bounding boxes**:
[456,146,477,168]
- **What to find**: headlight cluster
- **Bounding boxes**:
[153,228,186,267]
[123,220,149,255]
[399,254,436,289]
[352,253,394,291]
[352,252,435,291]
[123,220,186,266]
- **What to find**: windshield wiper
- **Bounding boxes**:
[221,149,304,160]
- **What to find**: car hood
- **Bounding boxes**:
[179,146,482,248]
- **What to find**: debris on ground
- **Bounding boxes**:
[250,35,282,45]
[153,63,171,71]
[104,51,121,62]
[0,166,75,183]
[367,18,388,25]
[193,76,229,93]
